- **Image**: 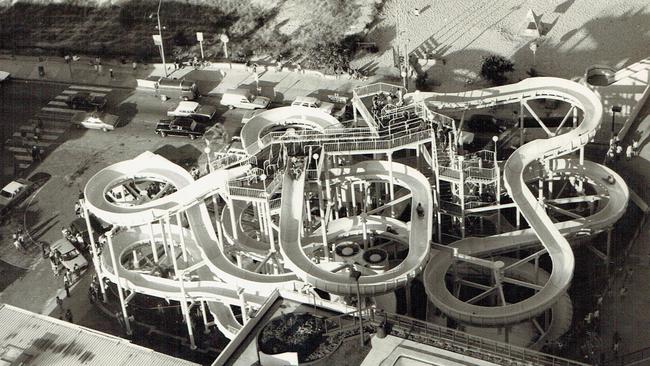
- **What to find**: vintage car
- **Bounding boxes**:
[155,117,206,140]
[0,179,34,218]
[72,112,119,131]
[65,92,108,111]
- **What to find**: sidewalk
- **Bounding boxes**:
[0,54,379,102]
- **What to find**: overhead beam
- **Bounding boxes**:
[523,101,554,137]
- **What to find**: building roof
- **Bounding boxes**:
[0,304,198,366]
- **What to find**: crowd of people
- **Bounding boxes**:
[606,134,639,163]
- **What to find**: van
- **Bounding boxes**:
[291,96,335,114]
[220,89,270,110]
[137,77,198,101]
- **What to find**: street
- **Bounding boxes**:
[0,77,247,361]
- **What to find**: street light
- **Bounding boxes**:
[349,268,364,347]
[220,34,230,59]
[204,146,211,173]
[151,0,168,77]
[492,135,499,162]
[611,105,622,136]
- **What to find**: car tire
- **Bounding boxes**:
[228,105,234,110]
[189,134,196,140]
[160,132,167,138]
[182,97,189,101]
[102,128,108,132]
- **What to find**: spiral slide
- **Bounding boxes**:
[409,77,622,326]
[278,160,433,296]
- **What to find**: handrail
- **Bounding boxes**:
[368,309,588,366]
[439,166,461,180]
[353,82,405,98]
[465,166,497,181]
[605,345,650,366]
[227,186,267,199]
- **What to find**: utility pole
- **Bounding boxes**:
[151,0,168,77]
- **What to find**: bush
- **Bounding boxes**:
[480,55,515,85]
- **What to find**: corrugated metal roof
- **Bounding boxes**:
[0,304,199,366]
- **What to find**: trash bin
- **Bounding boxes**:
[38,66,45,77]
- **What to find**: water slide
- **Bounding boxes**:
[278,160,433,296]
[424,158,627,325]
[85,152,303,336]
[407,77,628,325]
[240,105,343,155]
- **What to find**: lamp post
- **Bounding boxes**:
[196,32,205,60]
[492,136,500,232]
[220,34,229,59]
[151,0,168,77]
[529,42,538,68]
[204,146,211,173]
[611,105,622,136]
[349,268,364,347]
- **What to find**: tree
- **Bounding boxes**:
[480,55,515,85]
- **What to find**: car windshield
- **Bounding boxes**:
[0,190,12,198]
[61,249,80,261]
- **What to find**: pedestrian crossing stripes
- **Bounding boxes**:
[70,85,112,93]
[47,101,68,107]
[61,90,107,97]
[4,84,113,173]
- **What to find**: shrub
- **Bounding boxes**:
[480,55,515,85]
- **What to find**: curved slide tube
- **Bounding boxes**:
[411,77,616,325]
[425,159,626,325]
[240,105,343,155]
[85,152,299,300]
[278,160,433,296]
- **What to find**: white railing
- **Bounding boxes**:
[439,166,461,180]
[323,129,433,153]
[353,83,405,98]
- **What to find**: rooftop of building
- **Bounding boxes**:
[0,304,198,366]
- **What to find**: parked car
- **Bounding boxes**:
[220,89,270,110]
[68,216,106,250]
[0,71,10,83]
[72,112,119,131]
[65,92,107,111]
[167,101,217,123]
[51,238,88,271]
[291,96,335,114]
[0,179,34,218]
[155,117,206,140]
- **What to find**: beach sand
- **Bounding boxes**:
[355,0,650,91]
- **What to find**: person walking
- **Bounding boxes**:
[109,68,114,79]
[50,256,59,276]
[65,309,73,323]
[64,277,71,297]
[626,144,633,160]
[13,238,23,252]
[613,331,621,357]
[632,138,640,156]
[132,61,137,71]
[56,296,63,310]
[73,263,80,280]
[615,144,623,161]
